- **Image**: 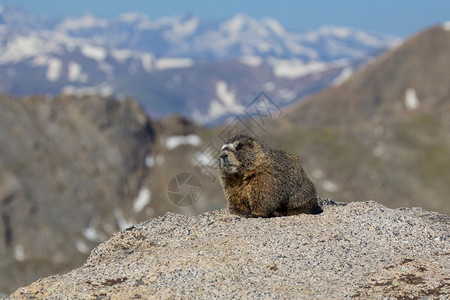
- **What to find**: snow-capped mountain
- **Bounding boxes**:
[0,5,401,124]
[53,12,398,61]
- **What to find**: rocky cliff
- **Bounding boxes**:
[0,94,155,293]
[0,94,224,295]
[9,200,449,299]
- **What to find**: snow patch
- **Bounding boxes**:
[138,16,181,30]
[0,35,44,64]
[209,102,224,118]
[110,48,133,63]
[262,18,285,35]
[216,81,240,111]
[62,82,113,97]
[113,209,135,230]
[193,151,215,168]
[270,59,328,79]
[442,21,450,31]
[240,55,262,67]
[208,81,244,117]
[145,155,155,167]
[354,31,386,47]
[119,12,148,23]
[404,88,420,111]
[98,61,114,77]
[140,53,154,72]
[31,55,49,67]
[80,44,107,61]
[333,67,353,86]
[264,82,276,92]
[133,187,151,213]
[75,240,90,254]
[101,85,113,96]
[155,58,194,70]
[13,244,25,261]
[322,180,338,192]
[58,15,108,31]
[222,14,246,33]
[145,154,164,167]
[318,26,352,38]
[171,16,199,37]
[82,226,103,242]
[277,88,296,101]
[166,135,201,150]
[46,58,62,81]
[68,61,81,81]
[372,143,385,157]
[68,61,88,82]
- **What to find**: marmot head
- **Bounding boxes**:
[219,135,264,176]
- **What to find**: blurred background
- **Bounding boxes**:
[0,0,449,295]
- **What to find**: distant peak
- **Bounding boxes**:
[442,21,450,31]
[316,26,353,37]
[58,14,108,31]
[262,18,285,35]
[221,14,251,32]
[229,13,250,21]
[118,12,149,23]
[220,14,289,36]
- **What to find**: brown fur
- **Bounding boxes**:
[218,135,319,217]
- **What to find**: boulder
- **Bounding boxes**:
[9,201,449,299]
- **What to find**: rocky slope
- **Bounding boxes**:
[260,24,450,215]
[9,201,450,299]
[0,94,226,295]
[0,94,155,293]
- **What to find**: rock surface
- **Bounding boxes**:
[0,94,156,294]
[9,200,449,299]
[0,94,226,294]
[264,25,450,216]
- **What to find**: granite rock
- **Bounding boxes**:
[9,200,450,299]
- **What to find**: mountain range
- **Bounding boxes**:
[263,23,450,215]
[0,14,449,295]
[0,5,400,124]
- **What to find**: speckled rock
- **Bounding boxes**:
[9,200,450,299]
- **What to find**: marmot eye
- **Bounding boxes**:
[235,143,243,151]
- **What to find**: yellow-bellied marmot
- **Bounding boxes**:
[218,134,319,217]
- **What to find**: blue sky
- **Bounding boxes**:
[1,0,449,37]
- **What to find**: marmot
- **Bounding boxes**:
[218,134,319,217]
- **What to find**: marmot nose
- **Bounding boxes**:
[220,153,228,160]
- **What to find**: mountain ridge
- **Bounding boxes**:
[0,5,400,124]
[0,24,448,295]
[261,24,450,215]
[287,25,450,124]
